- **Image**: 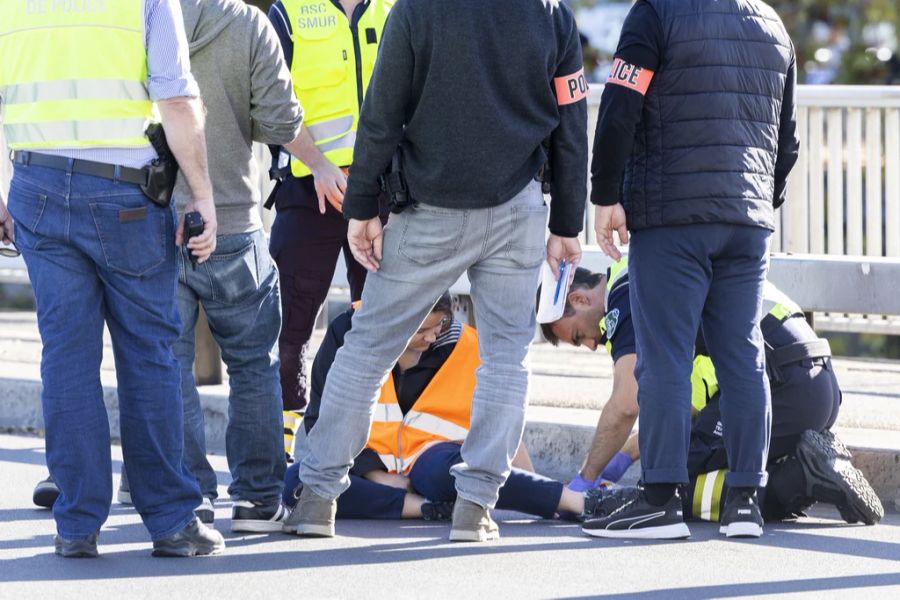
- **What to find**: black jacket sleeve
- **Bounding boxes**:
[590,0,663,206]
[305,309,387,476]
[547,18,588,238]
[773,49,799,209]
[304,310,352,435]
[267,2,293,65]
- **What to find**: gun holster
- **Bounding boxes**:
[264,146,292,210]
[379,148,413,214]
[142,123,179,207]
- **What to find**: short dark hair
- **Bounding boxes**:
[537,267,603,346]
[432,292,453,318]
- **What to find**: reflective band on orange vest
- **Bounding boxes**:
[606,58,654,95]
[554,68,589,105]
[366,325,480,473]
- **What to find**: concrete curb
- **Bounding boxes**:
[2,376,898,512]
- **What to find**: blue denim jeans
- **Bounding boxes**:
[8,163,201,541]
[176,228,285,504]
[299,180,547,508]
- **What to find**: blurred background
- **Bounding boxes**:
[246,0,899,85]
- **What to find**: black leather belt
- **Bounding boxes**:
[11,151,149,186]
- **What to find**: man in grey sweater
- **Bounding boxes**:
[174,0,302,532]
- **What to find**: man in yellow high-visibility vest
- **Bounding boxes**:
[0,0,223,558]
[539,263,884,530]
[266,0,391,460]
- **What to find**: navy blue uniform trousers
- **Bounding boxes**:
[629,223,772,488]
[283,442,563,519]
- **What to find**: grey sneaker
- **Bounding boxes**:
[282,485,336,537]
[55,532,99,558]
[449,498,499,542]
[151,517,225,557]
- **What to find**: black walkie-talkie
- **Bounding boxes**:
[184,211,204,270]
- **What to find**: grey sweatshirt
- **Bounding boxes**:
[175,0,302,235]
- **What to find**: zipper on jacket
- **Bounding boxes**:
[396,417,405,474]
[349,22,364,109]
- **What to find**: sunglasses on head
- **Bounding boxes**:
[0,241,20,258]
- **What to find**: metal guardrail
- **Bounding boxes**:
[335,248,900,317]
[3,85,900,378]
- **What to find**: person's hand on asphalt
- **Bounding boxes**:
[0,200,14,246]
[546,234,582,280]
[347,217,384,272]
[594,203,629,260]
[176,197,218,263]
[312,161,347,214]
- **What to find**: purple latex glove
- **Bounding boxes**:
[599,451,634,483]
[566,474,596,492]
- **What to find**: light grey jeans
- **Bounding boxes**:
[299,180,547,508]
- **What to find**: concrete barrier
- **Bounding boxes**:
[2,376,897,512]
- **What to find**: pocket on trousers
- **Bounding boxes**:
[505,204,548,268]
[207,236,260,304]
[90,199,168,277]
[398,205,466,266]
[7,178,49,236]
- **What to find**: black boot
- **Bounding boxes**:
[793,430,883,525]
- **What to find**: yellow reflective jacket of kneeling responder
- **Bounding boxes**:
[0,1,154,150]
[368,325,481,474]
[281,0,392,177]
[691,282,805,413]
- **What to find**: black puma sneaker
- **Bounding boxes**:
[719,487,764,538]
[582,488,690,539]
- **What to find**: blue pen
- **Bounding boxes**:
[553,260,567,304]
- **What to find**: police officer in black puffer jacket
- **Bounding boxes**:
[585,0,800,540]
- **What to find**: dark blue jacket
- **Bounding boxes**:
[623,0,797,231]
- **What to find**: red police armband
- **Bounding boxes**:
[606,58,654,95]
[554,68,589,105]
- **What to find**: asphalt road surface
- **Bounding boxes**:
[2,433,898,599]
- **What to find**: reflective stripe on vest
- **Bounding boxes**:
[762,281,804,322]
[604,255,629,307]
[600,255,629,353]
[281,0,391,178]
[690,283,804,412]
[367,324,480,474]
[0,1,153,150]
[691,355,719,413]
[692,468,727,522]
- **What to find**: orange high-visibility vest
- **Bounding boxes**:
[367,324,480,474]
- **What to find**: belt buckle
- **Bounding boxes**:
[10,150,29,165]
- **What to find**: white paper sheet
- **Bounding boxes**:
[536,260,573,324]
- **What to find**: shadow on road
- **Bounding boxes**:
[1,516,897,584]
[562,572,900,599]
